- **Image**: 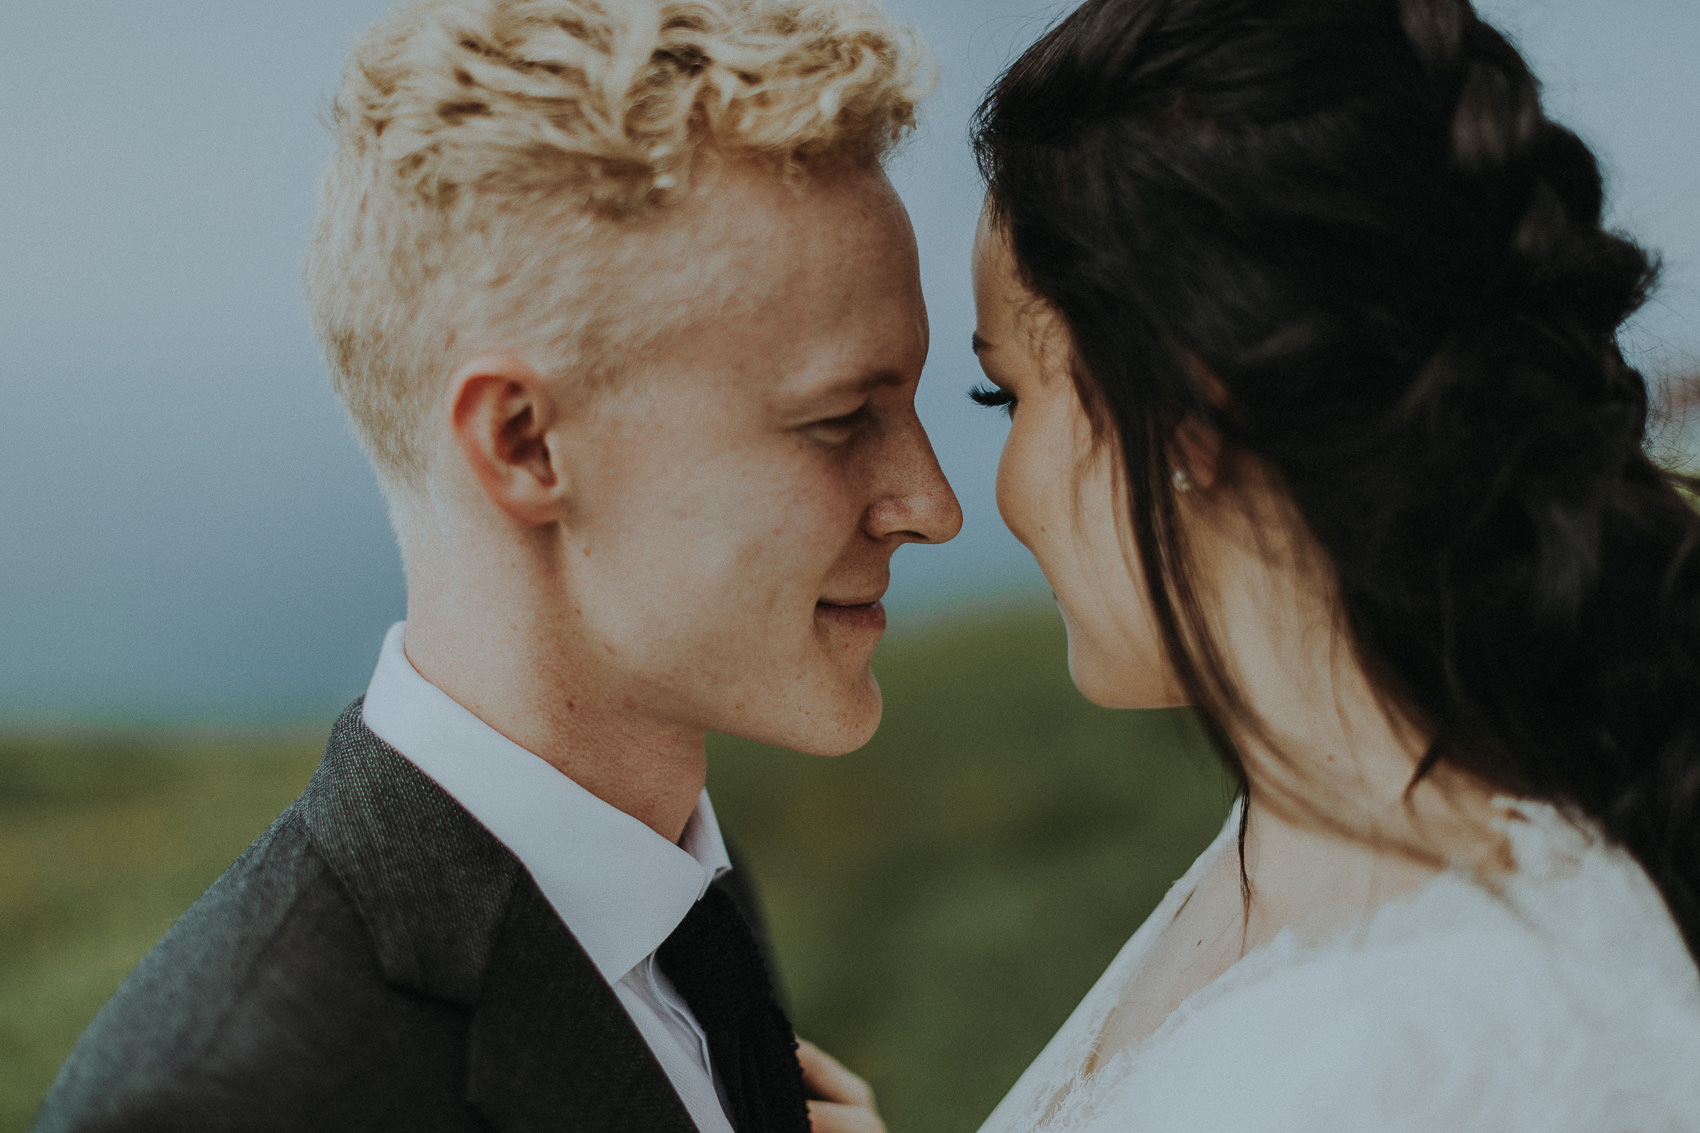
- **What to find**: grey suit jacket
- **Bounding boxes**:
[35,700,745,1133]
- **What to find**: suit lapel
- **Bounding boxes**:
[302,701,698,1133]
[301,701,519,1004]
[467,881,699,1133]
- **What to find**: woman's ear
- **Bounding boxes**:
[450,353,567,525]
[1174,358,1227,491]
[1173,414,1222,491]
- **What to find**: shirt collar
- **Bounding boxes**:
[361,622,731,985]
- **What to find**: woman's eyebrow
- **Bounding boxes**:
[970,332,994,355]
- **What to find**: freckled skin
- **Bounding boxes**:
[402,163,963,843]
[547,166,963,756]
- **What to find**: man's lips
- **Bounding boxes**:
[819,594,885,607]
[815,597,887,632]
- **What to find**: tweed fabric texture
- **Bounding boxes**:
[33,700,709,1133]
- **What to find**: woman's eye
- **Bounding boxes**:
[970,382,1017,418]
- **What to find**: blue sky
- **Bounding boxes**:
[2,0,1695,719]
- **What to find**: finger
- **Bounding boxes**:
[808,1099,886,1133]
[796,1038,875,1107]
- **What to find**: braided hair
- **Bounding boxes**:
[973,0,1700,965]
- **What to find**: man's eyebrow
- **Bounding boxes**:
[970,332,993,355]
[787,368,909,406]
[811,369,909,397]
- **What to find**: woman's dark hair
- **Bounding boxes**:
[973,0,1700,965]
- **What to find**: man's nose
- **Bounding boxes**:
[864,416,964,545]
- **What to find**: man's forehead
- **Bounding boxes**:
[561,157,922,409]
[593,166,893,317]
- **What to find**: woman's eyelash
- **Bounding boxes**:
[969,382,1016,417]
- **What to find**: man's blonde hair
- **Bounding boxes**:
[304,0,931,489]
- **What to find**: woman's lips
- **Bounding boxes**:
[815,599,887,633]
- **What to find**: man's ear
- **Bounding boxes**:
[450,353,566,526]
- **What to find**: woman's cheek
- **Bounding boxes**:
[993,432,1027,546]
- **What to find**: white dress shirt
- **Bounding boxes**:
[361,622,736,1133]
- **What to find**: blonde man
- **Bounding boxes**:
[35,1,958,1130]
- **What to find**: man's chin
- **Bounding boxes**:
[744,673,883,757]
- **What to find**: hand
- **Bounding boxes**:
[797,1037,886,1133]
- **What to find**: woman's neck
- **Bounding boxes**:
[1202,506,1510,949]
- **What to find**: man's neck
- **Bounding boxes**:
[400,602,709,844]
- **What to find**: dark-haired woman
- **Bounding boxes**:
[968,0,1700,1128]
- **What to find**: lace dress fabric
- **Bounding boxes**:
[977,798,1700,1133]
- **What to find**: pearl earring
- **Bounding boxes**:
[1172,469,1192,492]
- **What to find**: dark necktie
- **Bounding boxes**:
[656,883,811,1133]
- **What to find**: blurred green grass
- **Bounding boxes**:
[0,727,325,1128]
[0,603,1232,1133]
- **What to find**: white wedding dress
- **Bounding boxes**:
[978,798,1700,1133]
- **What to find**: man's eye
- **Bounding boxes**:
[970,382,1016,419]
[807,406,872,441]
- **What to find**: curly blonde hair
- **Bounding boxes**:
[304,0,931,490]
